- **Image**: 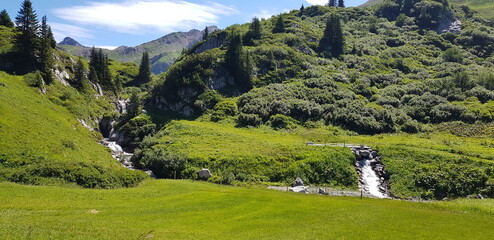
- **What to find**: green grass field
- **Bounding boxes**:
[0,180,493,240]
[136,120,494,198]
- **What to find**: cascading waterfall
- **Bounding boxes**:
[357,159,387,198]
[100,100,134,170]
[352,146,390,198]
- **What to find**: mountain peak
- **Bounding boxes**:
[58,37,85,47]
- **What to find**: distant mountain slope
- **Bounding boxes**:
[57,26,218,74]
[58,37,84,47]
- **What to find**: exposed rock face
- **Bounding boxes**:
[154,69,234,117]
[437,12,462,34]
[289,186,309,193]
[193,31,227,55]
[293,178,304,187]
[198,169,212,179]
[53,69,70,86]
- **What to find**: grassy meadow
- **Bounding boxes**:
[134,120,494,198]
[1,180,493,240]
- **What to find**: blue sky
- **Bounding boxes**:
[2,0,367,48]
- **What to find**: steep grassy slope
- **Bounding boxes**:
[1,180,493,239]
[0,72,146,187]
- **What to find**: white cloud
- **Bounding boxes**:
[305,0,328,5]
[254,10,276,20]
[95,46,119,50]
[53,0,237,34]
[50,22,93,42]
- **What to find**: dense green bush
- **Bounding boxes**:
[194,90,223,111]
[442,48,463,63]
[269,114,298,129]
[5,161,147,188]
[23,72,43,88]
[133,148,192,179]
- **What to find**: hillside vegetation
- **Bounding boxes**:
[0,71,146,188]
[1,180,493,240]
[138,2,494,199]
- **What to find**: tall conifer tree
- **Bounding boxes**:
[38,15,54,84]
[272,15,285,33]
[338,0,345,8]
[319,13,344,57]
[73,58,88,91]
[135,52,151,85]
[244,17,261,45]
[89,47,113,91]
[14,0,39,70]
[299,5,305,17]
[0,9,14,28]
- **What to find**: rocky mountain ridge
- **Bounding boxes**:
[57,26,218,74]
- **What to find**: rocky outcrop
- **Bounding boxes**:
[154,68,234,117]
[293,178,304,187]
[54,69,70,86]
[198,169,212,179]
[193,31,227,55]
[437,11,462,34]
[289,186,309,193]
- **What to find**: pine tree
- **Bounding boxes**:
[38,15,53,84]
[0,9,14,28]
[338,0,345,8]
[203,26,209,40]
[73,58,88,91]
[47,26,56,48]
[135,52,151,85]
[328,0,336,7]
[89,47,113,91]
[299,5,305,17]
[225,30,242,73]
[240,51,254,90]
[14,0,40,71]
[244,17,261,45]
[127,91,141,117]
[272,15,285,33]
[225,30,244,85]
[319,13,344,57]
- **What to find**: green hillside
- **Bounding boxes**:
[1,180,493,240]
[0,71,146,188]
[142,3,494,199]
[450,0,494,20]
[360,0,494,20]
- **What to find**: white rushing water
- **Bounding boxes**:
[358,159,387,198]
[100,100,134,169]
[118,100,127,114]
